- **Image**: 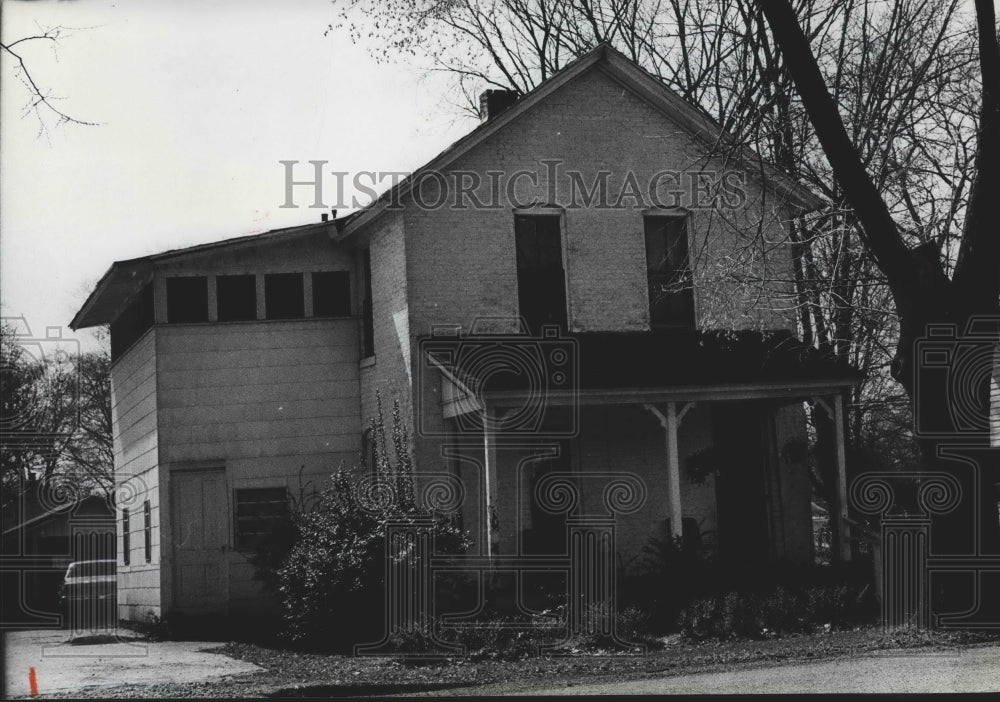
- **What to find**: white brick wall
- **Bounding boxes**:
[401,67,798,338]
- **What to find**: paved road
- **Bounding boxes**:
[2,629,262,698]
[444,645,1000,695]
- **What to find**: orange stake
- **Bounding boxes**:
[28,666,38,696]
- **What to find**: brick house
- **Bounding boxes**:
[71,44,859,620]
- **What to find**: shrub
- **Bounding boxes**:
[622,533,878,641]
[678,580,877,640]
[619,535,720,634]
[265,394,470,649]
[442,616,565,660]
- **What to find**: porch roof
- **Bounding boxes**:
[427,329,861,406]
[561,329,860,389]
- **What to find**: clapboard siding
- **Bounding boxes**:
[110,331,165,619]
[158,363,358,390]
[158,379,359,408]
[111,330,158,477]
[155,325,352,353]
[162,435,358,460]
[157,319,360,465]
[159,397,358,426]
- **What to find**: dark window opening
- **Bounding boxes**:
[361,250,375,357]
[515,214,567,334]
[122,508,130,566]
[644,216,694,328]
[110,283,154,362]
[264,273,304,320]
[522,441,570,555]
[143,500,152,564]
[217,274,257,322]
[234,487,289,551]
[166,276,209,324]
[312,271,351,317]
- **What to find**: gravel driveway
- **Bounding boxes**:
[2,629,262,699]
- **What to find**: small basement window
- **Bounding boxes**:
[143,500,152,563]
[122,508,130,566]
[361,250,374,357]
[264,273,304,320]
[166,276,209,323]
[216,274,257,321]
[312,271,351,317]
[234,487,289,551]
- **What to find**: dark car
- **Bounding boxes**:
[59,559,117,629]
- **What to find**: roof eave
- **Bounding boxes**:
[71,221,337,329]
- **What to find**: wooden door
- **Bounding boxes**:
[713,404,771,569]
[171,469,229,614]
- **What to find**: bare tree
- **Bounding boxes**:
[1,323,113,515]
[754,0,1000,563]
[1,25,98,137]
[62,334,114,499]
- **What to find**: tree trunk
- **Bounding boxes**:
[757,0,1000,620]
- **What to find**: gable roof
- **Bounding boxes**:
[335,42,825,242]
[70,221,332,330]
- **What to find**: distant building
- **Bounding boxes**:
[2,489,114,622]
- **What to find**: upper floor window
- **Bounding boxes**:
[644,215,694,328]
[110,282,154,361]
[312,271,351,317]
[217,274,257,321]
[514,214,567,334]
[264,273,304,320]
[166,276,208,323]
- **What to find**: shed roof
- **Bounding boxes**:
[70,221,332,330]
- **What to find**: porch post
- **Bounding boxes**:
[644,402,685,541]
[666,403,684,541]
[832,393,851,562]
[482,408,499,558]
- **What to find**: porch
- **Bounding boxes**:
[419,328,861,571]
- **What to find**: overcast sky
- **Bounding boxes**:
[3,1,994,353]
[1,0,477,350]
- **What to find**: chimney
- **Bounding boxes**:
[321,213,329,222]
[479,89,520,121]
